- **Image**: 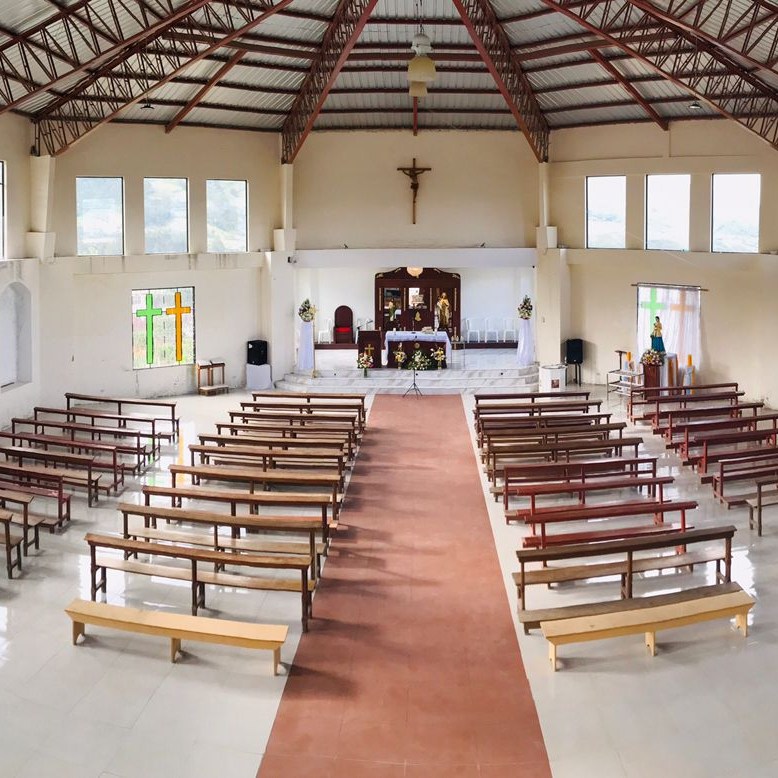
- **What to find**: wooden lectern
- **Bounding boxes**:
[357,330,383,368]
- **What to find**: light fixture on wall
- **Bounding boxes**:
[407,0,435,97]
[406,266,423,277]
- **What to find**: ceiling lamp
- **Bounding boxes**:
[689,100,702,111]
[409,81,428,98]
[406,266,424,278]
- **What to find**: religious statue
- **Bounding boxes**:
[387,300,399,329]
[651,316,666,353]
[435,292,451,330]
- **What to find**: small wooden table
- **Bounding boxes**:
[197,362,228,396]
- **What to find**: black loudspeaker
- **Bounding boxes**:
[565,338,583,365]
[247,339,267,366]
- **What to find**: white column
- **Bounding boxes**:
[25,155,56,260]
[536,161,558,252]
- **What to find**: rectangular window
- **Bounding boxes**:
[0,161,5,259]
[132,286,195,369]
[207,179,248,253]
[144,178,189,254]
[76,176,124,256]
[712,173,760,253]
[586,176,626,248]
[646,174,690,251]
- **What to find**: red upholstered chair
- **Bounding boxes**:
[333,305,354,343]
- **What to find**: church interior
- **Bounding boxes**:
[1,0,778,775]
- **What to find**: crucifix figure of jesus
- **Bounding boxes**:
[397,157,431,224]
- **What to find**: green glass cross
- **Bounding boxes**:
[640,287,666,319]
[135,292,163,365]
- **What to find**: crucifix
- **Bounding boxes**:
[397,157,431,224]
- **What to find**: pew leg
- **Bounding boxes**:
[548,642,557,671]
[645,631,656,656]
[171,638,181,663]
[72,620,85,645]
[735,612,748,637]
[273,647,280,676]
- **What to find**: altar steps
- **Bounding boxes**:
[275,365,539,395]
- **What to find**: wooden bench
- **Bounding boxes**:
[12,416,152,469]
[683,429,777,473]
[240,400,365,433]
[478,413,614,450]
[143,484,336,551]
[118,502,324,581]
[65,599,287,673]
[0,463,81,523]
[710,453,778,507]
[229,409,360,435]
[169,463,342,522]
[475,390,591,406]
[0,508,23,578]
[0,445,101,504]
[630,390,745,423]
[746,475,778,536]
[215,422,356,459]
[522,499,697,549]
[0,488,41,554]
[668,413,778,452]
[506,475,674,523]
[65,392,180,437]
[541,582,754,671]
[0,477,70,530]
[514,525,735,617]
[655,402,764,438]
[86,532,314,631]
[251,390,366,427]
[628,382,740,418]
[502,457,658,510]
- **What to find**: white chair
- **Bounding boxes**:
[502,317,518,342]
[465,317,483,343]
[317,318,333,344]
[484,317,500,343]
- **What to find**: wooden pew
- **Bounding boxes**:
[682,429,777,473]
[507,475,674,523]
[746,475,778,536]
[86,533,314,630]
[198,432,348,456]
[169,464,342,522]
[477,413,614,450]
[33,406,166,455]
[215,422,356,459]
[0,508,23,577]
[0,478,70,531]
[655,402,764,438]
[669,413,778,452]
[502,457,658,512]
[487,437,644,487]
[710,452,778,507]
[251,391,366,427]
[0,461,84,522]
[65,392,180,437]
[628,382,739,417]
[118,502,323,581]
[474,391,591,406]
[143,485,336,551]
[240,400,365,433]
[473,399,603,421]
[66,599,287,673]
[514,524,735,616]
[12,416,152,469]
[542,583,753,670]
[0,488,40,554]
[0,446,100,505]
[521,499,697,549]
[0,429,131,487]
[632,391,745,424]
[188,444,346,485]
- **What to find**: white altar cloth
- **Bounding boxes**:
[384,331,452,361]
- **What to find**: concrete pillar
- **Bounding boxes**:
[25,155,56,259]
[690,173,711,252]
[534,248,570,365]
[536,162,558,251]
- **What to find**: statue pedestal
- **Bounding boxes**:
[643,364,660,388]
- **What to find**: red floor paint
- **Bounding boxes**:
[258,395,551,777]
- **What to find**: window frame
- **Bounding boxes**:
[644,173,691,252]
[75,175,125,257]
[710,172,761,254]
[0,160,5,260]
[143,176,190,255]
[206,178,249,253]
[585,174,627,250]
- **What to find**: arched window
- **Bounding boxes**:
[0,282,32,387]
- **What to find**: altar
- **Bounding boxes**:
[384,331,452,365]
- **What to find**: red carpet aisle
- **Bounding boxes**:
[258,395,550,777]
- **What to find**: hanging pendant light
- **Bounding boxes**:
[408,1,435,94]
[408,81,428,98]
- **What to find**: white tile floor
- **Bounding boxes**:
[0,377,771,777]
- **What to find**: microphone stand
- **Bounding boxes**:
[403,335,423,398]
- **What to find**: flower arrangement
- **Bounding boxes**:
[298,299,316,322]
[357,350,373,377]
[393,347,407,368]
[518,295,533,320]
[640,348,665,366]
[431,346,446,369]
[404,347,432,371]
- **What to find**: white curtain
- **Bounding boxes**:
[297,320,315,373]
[517,318,535,367]
[636,285,701,370]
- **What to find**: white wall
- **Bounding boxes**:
[294,131,539,249]
[0,114,32,260]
